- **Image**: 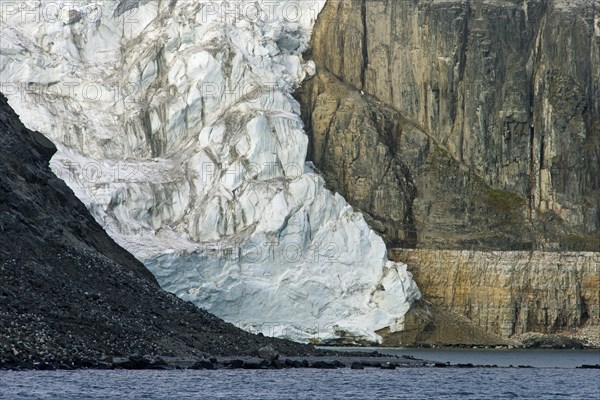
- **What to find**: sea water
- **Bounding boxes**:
[1,350,598,399]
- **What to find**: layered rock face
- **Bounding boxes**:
[301,0,600,250]
[1,0,421,344]
[392,249,600,338]
[299,0,599,342]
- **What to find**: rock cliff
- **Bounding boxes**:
[392,249,599,338]
[298,0,600,343]
[300,0,600,250]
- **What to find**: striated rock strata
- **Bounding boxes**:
[392,249,599,339]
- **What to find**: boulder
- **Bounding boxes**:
[258,345,279,363]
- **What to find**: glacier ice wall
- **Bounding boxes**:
[0,0,421,343]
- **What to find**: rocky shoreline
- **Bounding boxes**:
[403,332,599,350]
[4,352,598,371]
[0,351,429,371]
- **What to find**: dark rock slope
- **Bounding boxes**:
[0,93,315,366]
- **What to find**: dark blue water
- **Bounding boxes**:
[324,347,600,368]
[1,368,599,399]
[1,350,599,399]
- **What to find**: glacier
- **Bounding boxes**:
[0,0,421,343]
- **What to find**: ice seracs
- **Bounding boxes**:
[1,0,421,343]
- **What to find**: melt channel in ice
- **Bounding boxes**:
[0,0,421,343]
